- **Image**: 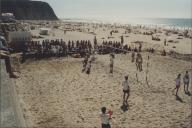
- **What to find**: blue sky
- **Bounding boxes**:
[38,0,191,19]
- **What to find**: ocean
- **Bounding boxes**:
[62,18,192,29]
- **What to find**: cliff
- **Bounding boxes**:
[1,0,58,20]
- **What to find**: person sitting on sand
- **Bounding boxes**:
[134,47,138,52]
[173,74,181,96]
[161,49,166,56]
[183,71,190,93]
[122,75,130,105]
[100,107,112,128]
[86,60,92,74]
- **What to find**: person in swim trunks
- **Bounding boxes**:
[82,55,89,72]
[86,60,92,74]
[173,74,181,96]
[122,75,130,105]
[183,71,190,93]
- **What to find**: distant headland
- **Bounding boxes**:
[1,0,58,20]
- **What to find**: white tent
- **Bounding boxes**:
[39,28,50,35]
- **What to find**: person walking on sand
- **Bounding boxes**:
[82,55,89,72]
[109,53,114,74]
[173,74,181,96]
[86,60,92,74]
[131,51,135,62]
[183,71,190,93]
[164,39,167,46]
[136,53,143,71]
[122,75,130,105]
[100,107,112,128]
[135,53,139,70]
[138,43,142,52]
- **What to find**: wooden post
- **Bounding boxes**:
[146,55,150,87]
[136,73,138,82]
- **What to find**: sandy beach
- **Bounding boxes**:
[12,21,192,128]
[28,21,192,54]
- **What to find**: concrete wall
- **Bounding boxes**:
[0,60,26,127]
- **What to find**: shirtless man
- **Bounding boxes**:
[122,75,130,105]
[136,53,143,71]
[86,60,92,74]
[82,55,89,72]
[164,39,167,46]
[138,43,142,52]
[183,71,190,93]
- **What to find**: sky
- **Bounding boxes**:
[36,0,191,19]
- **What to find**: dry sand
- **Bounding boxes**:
[29,21,192,54]
[13,21,192,128]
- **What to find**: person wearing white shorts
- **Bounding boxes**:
[183,71,190,93]
[122,75,130,105]
[173,74,181,96]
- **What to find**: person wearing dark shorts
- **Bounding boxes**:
[136,53,143,71]
[86,61,91,74]
[100,107,111,128]
[183,71,190,93]
[82,55,88,72]
[122,75,130,105]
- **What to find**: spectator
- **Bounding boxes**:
[0,37,19,78]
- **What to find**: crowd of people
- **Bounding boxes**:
[19,37,145,63]
[22,39,93,61]
[97,41,142,55]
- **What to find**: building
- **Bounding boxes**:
[2,13,16,23]
[8,31,32,52]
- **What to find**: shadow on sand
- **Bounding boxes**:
[185,91,191,96]
[176,95,184,103]
[120,103,129,112]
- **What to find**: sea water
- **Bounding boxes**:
[62,18,192,29]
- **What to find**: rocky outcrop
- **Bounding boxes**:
[1,0,58,20]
